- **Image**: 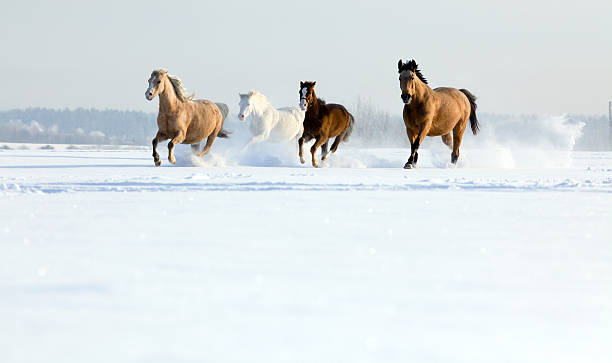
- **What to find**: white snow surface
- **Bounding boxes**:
[1,141,611,363]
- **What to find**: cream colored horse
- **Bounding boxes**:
[145,69,229,166]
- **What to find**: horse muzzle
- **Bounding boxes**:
[145,92,154,101]
[238,114,245,121]
[401,94,412,105]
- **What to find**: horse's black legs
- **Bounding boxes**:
[321,141,329,161]
[404,140,420,169]
[451,122,466,165]
[451,152,459,164]
[152,131,165,167]
[404,126,429,169]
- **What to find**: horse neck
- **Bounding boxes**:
[158,79,181,113]
[307,93,321,117]
[251,96,277,119]
[414,79,433,103]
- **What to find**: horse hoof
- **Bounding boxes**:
[300,158,306,164]
[403,163,413,169]
[154,160,161,167]
[169,158,176,164]
[313,162,319,168]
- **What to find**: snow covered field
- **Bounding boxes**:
[1,141,611,363]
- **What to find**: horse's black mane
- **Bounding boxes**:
[398,59,428,84]
[317,97,326,105]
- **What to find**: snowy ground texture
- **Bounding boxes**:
[1,136,611,362]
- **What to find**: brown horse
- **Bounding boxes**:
[145,69,229,166]
[298,81,354,167]
[398,59,479,169]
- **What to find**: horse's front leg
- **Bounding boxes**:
[152,131,166,167]
[404,124,430,169]
[168,130,186,164]
[298,135,311,164]
[310,136,326,168]
[405,142,419,169]
[243,132,267,151]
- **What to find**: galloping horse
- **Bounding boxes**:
[145,69,229,166]
[238,90,304,148]
[398,59,479,169]
[298,81,354,167]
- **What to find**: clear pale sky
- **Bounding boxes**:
[1,0,611,115]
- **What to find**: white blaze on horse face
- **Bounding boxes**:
[146,75,157,100]
[300,88,308,110]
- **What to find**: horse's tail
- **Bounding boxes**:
[343,113,355,142]
[215,102,231,139]
[459,89,479,135]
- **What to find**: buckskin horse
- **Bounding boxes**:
[298,81,354,167]
[398,59,479,169]
[145,69,229,166]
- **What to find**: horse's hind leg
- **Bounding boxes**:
[320,141,329,161]
[167,130,185,164]
[198,132,218,157]
[451,123,467,165]
[152,131,167,167]
[191,143,200,154]
[310,136,326,168]
[329,135,342,153]
[441,133,453,149]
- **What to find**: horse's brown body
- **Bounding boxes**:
[398,60,478,168]
[145,70,228,166]
[298,81,354,167]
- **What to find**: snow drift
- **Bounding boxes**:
[173,113,585,169]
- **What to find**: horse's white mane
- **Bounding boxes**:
[154,69,195,102]
[242,90,269,105]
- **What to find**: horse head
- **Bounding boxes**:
[299,81,316,111]
[238,91,256,121]
[145,69,168,101]
[398,59,427,105]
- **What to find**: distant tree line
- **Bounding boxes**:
[0,106,608,150]
[0,108,156,145]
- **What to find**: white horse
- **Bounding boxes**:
[238,90,305,148]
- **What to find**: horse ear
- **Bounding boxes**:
[312,81,316,86]
[300,81,304,87]
[407,59,417,71]
[398,59,403,71]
